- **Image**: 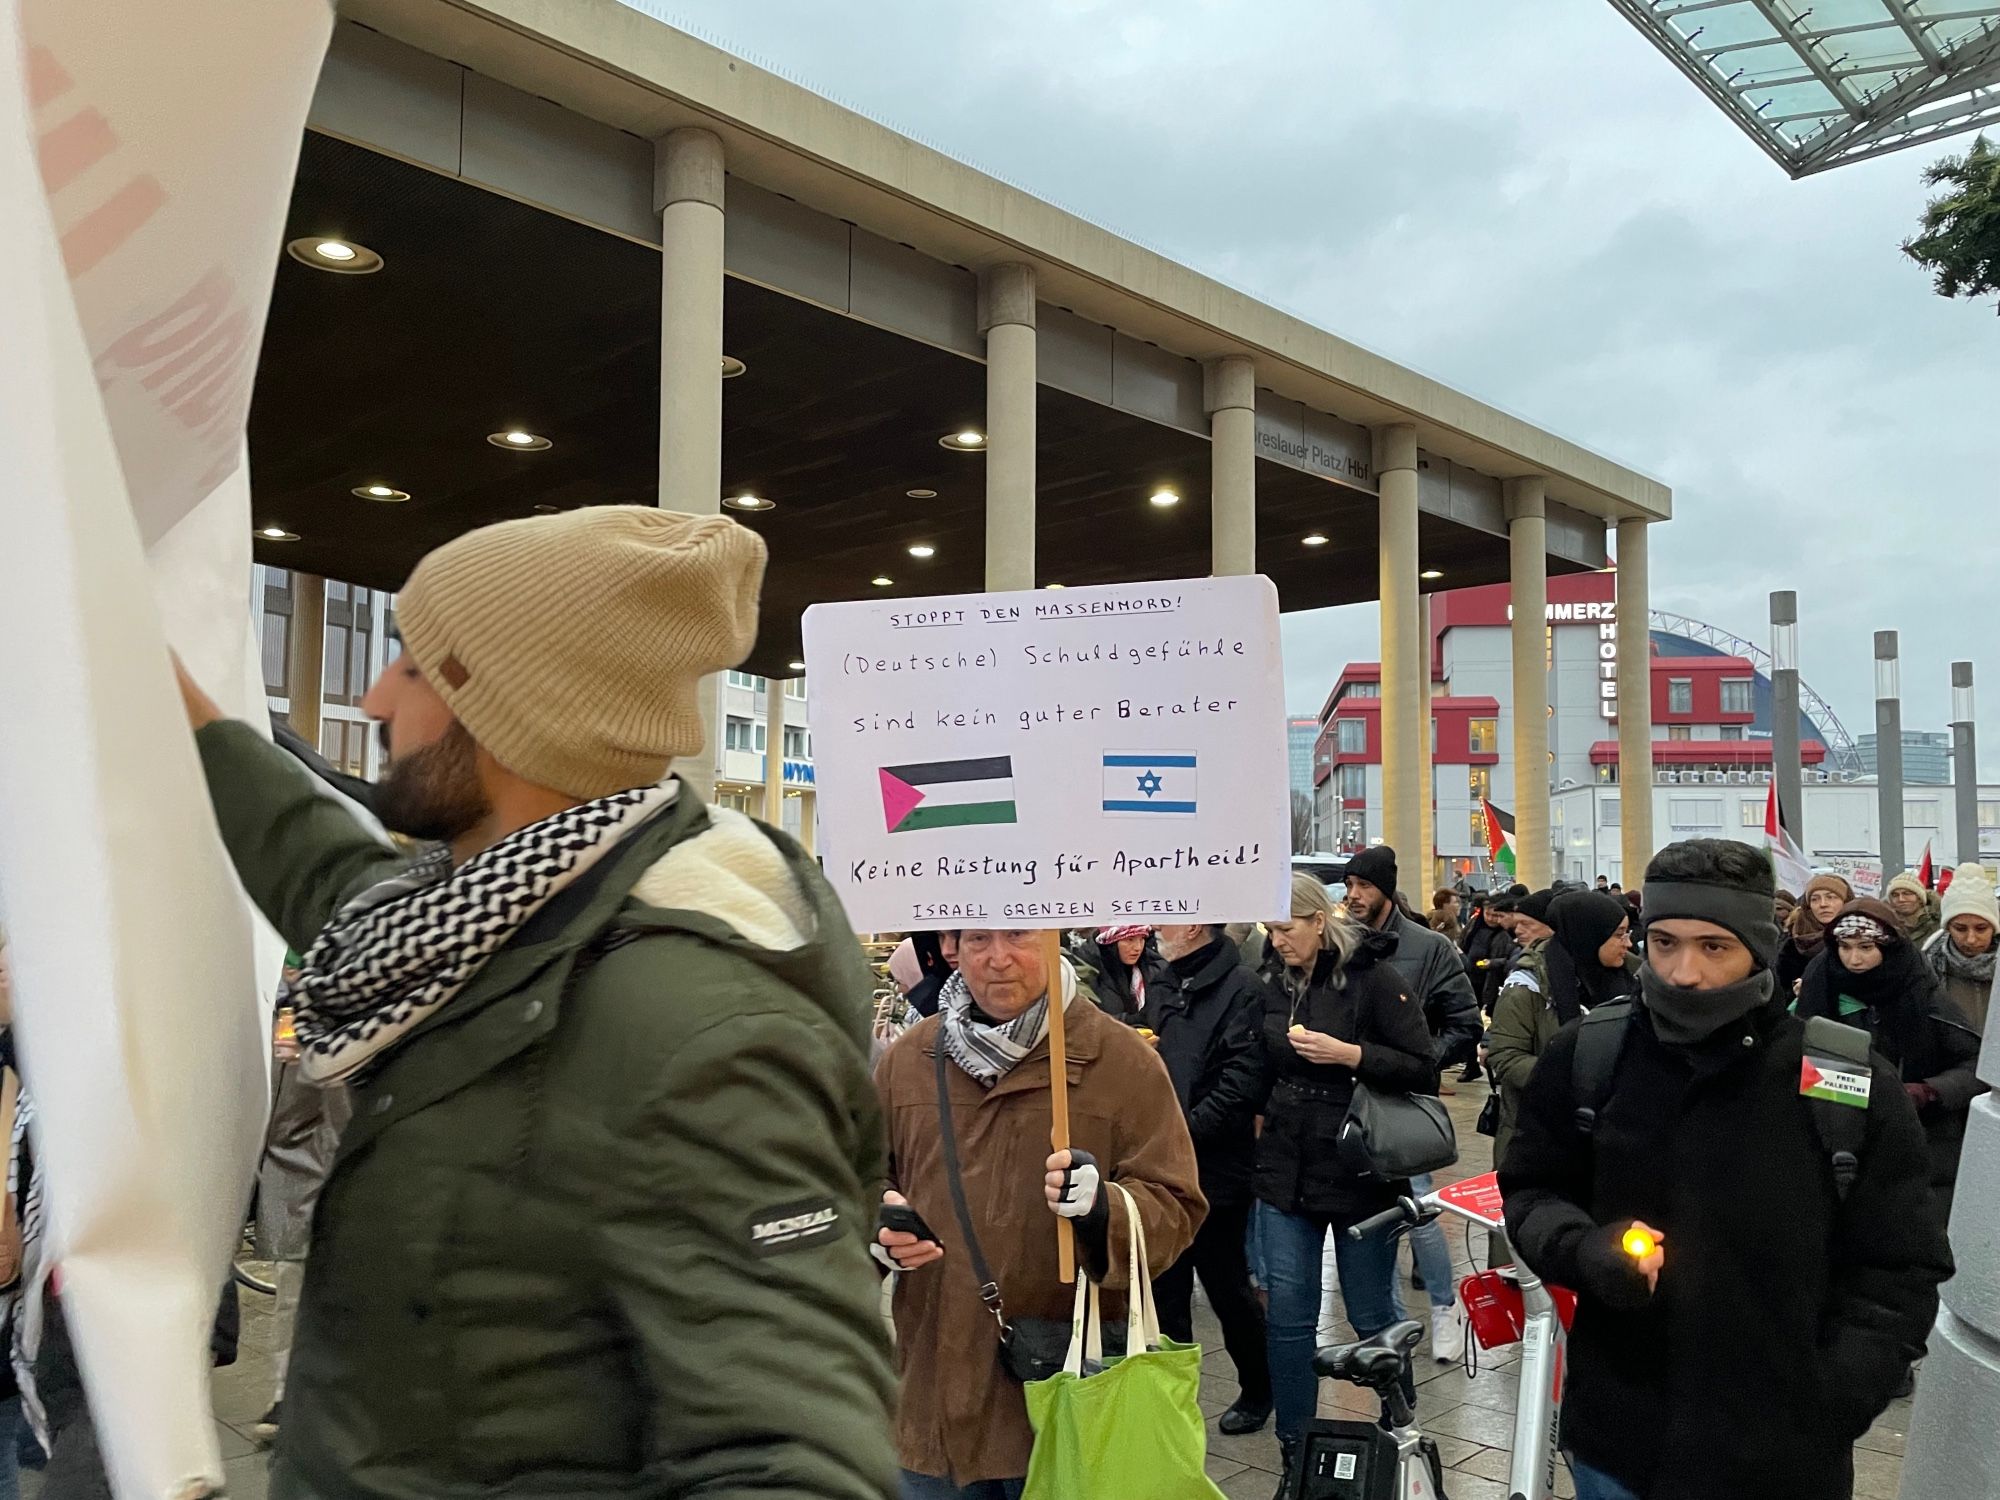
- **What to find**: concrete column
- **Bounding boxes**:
[799,789,818,856]
[980,264,1037,591]
[1770,591,1804,850]
[1951,663,1977,866]
[1374,425,1422,865]
[1876,631,1906,874]
[655,127,725,800]
[1204,355,1257,577]
[1616,518,1655,883]
[1507,479,1550,889]
[655,128,725,514]
[764,680,785,827]
[287,572,325,749]
[1416,593,1435,896]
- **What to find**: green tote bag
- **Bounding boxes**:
[1022,1184,1226,1500]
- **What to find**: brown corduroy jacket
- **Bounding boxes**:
[875,997,1205,1484]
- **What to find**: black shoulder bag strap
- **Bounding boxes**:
[1800,1014,1873,1202]
[934,1037,1009,1336]
[1569,1000,1635,1138]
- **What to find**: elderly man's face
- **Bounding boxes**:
[956,930,1050,1021]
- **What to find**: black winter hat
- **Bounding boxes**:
[1344,845,1399,898]
[1515,887,1561,926]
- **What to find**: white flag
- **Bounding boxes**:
[0,3,332,1495]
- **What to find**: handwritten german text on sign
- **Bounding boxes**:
[804,576,1290,932]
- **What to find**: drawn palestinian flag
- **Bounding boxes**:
[879,756,1018,833]
[1481,799,1517,879]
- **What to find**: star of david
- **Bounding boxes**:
[1135,769,1165,798]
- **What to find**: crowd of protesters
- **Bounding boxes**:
[0,506,1987,1500]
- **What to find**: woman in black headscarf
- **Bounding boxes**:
[1487,891,1641,1165]
[1795,898,1984,1225]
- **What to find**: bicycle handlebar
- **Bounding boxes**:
[1346,1194,1443,1241]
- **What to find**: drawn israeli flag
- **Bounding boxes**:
[1102,751,1199,816]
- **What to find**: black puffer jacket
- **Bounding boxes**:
[1088,938,1173,1027]
[1154,937,1269,1208]
[1253,931,1437,1224]
[1502,995,1951,1500]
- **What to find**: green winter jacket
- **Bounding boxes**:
[196,722,897,1500]
[1486,943,1642,1167]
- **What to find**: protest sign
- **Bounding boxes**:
[1824,855,1884,897]
[805,575,1290,933]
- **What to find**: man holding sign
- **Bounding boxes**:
[873,928,1203,1497]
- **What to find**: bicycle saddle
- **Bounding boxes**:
[1312,1319,1425,1384]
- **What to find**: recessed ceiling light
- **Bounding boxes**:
[906,488,938,500]
[533,504,561,514]
[352,484,409,503]
[1420,568,1443,580]
[257,526,299,542]
[1149,488,1180,508]
[940,429,987,452]
[1045,583,1066,590]
[907,543,936,558]
[724,493,775,512]
[788,660,806,671]
[721,355,747,379]
[488,430,552,451]
[1302,533,1329,547]
[285,237,383,275]
[871,575,894,587]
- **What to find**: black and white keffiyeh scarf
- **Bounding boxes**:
[936,960,1078,1088]
[291,781,676,1084]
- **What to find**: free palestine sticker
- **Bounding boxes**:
[1800,1055,1870,1108]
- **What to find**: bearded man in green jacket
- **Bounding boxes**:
[176,507,896,1500]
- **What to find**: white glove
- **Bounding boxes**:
[1047,1149,1102,1219]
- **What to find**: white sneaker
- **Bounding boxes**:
[1430,1305,1466,1364]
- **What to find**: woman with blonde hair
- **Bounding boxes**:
[1254,872,1439,1480]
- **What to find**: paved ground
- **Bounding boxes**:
[75,1078,1909,1500]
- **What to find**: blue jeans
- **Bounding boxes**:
[1407,1173,1458,1311]
[1259,1202,1407,1444]
[1569,1457,1643,1500]
[899,1472,1025,1500]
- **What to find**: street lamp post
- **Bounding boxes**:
[1875,631,1905,875]
[1952,662,1977,867]
[1770,592,1803,848]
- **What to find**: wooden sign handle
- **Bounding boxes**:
[1042,928,1075,1284]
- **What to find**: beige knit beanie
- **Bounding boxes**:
[397,506,767,800]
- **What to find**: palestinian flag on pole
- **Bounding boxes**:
[1764,783,1813,898]
[1481,800,1517,879]
[879,756,1018,833]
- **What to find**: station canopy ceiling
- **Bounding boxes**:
[1610,0,2000,174]
[249,133,1583,677]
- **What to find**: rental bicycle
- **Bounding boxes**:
[1280,1195,1449,1500]
[1281,1176,1570,1500]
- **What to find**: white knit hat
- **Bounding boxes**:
[1941,863,1998,930]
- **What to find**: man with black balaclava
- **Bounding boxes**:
[1501,839,1952,1500]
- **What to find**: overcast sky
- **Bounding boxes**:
[644,0,1996,769]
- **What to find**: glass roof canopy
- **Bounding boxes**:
[1609,0,2000,174]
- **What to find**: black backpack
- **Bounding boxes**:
[1570,1001,1874,1201]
